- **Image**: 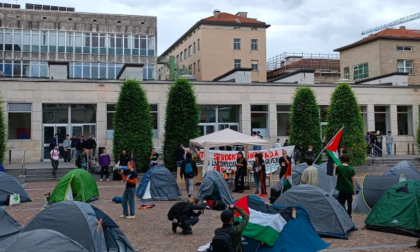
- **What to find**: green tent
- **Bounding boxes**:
[365,180,420,237]
[49,169,99,203]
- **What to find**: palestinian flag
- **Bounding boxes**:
[234,196,291,246]
[326,128,343,176]
[283,161,292,192]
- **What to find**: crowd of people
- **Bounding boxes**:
[365,130,394,158]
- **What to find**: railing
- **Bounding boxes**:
[370,144,384,164]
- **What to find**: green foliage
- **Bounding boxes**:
[326,83,366,166]
[113,79,153,172]
[163,78,200,171]
[289,87,321,162]
[0,92,6,163]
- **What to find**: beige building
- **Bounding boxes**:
[157,10,270,82]
[335,27,420,85]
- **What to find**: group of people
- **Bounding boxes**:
[365,130,394,158]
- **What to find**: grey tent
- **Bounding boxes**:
[383,161,420,180]
[137,165,182,201]
[21,201,106,252]
[196,170,234,206]
[275,185,356,239]
[0,208,22,242]
[0,229,89,252]
[353,174,403,215]
[0,172,31,205]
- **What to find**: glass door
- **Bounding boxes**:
[72,125,83,137]
[42,125,67,161]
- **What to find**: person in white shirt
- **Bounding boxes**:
[50,145,60,178]
[300,157,319,187]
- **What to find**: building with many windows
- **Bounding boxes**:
[0,3,157,80]
[157,10,270,82]
[335,26,420,85]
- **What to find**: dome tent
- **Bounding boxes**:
[383,160,420,180]
[0,208,21,242]
[0,172,31,205]
[137,165,182,201]
[275,185,356,238]
[196,170,233,206]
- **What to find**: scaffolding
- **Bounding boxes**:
[266,52,341,82]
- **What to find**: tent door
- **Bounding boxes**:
[66,184,74,201]
[143,182,152,199]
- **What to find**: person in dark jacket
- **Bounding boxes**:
[180,153,198,198]
[119,150,129,166]
[76,135,85,157]
[85,134,97,166]
[233,151,247,193]
[99,148,111,182]
[217,205,250,252]
[294,145,302,165]
[175,143,185,168]
[172,198,207,235]
[49,134,59,151]
[256,153,267,197]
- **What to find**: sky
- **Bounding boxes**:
[9,0,420,60]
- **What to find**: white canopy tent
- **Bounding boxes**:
[189,128,270,171]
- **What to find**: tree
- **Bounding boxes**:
[163,78,200,171]
[289,87,321,162]
[0,92,6,163]
[113,79,153,172]
[326,83,366,166]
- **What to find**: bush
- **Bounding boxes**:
[326,83,366,166]
[289,87,321,162]
[0,93,6,163]
[163,78,200,171]
[113,79,153,172]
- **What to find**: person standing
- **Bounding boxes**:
[119,149,129,166]
[283,139,289,147]
[370,132,377,157]
[85,134,97,166]
[278,149,291,179]
[175,143,186,168]
[76,148,88,170]
[76,135,85,158]
[334,154,356,218]
[50,145,60,178]
[293,145,302,165]
[49,133,59,151]
[63,134,71,165]
[306,145,315,160]
[129,151,136,168]
[300,157,319,187]
[180,153,198,199]
[252,154,260,194]
[149,148,160,167]
[386,131,394,158]
[365,132,371,156]
[99,148,111,182]
[70,133,78,162]
[256,153,267,197]
[233,151,247,193]
[120,161,137,219]
[257,131,263,139]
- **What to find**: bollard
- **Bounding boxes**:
[9,150,11,164]
[408,143,410,155]
[413,143,415,155]
[394,143,396,156]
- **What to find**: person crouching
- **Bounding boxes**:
[173,198,207,235]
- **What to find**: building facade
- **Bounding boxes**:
[0,4,157,80]
[335,27,420,85]
[157,10,269,82]
[3,77,419,163]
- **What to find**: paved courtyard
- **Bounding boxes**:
[3,171,419,252]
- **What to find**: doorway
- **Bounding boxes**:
[42,124,68,160]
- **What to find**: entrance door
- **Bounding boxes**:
[42,125,67,161]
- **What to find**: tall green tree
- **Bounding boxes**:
[113,79,153,172]
[289,87,321,162]
[163,78,200,171]
[326,83,366,166]
[0,92,6,163]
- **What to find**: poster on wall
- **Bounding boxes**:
[17,128,30,139]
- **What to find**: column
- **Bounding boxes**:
[367,104,375,132]
[241,102,251,136]
[389,105,398,135]
[31,102,43,162]
[269,102,277,146]
[96,102,106,149]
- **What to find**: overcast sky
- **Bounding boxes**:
[12,0,420,59]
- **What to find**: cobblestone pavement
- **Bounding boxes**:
[4,171,418,252]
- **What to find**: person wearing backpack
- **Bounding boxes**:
[180,153,198,198]
[169,197,207,235]
[212,205,249,252]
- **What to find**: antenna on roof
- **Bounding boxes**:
[361,12,420,35]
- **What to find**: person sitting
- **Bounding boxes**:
[300,157,319,187]
[172,197,207,235]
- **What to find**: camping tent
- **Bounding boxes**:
[0,162,4,172]
[383,161,420,180]
[190,128,269,171]
[196,170,234,206]
[353,174,403,214]
[0,229,89,252]
[275,185,356,238]
[49,169,99,203]
[0,172,31,205]
[0,208,22,242]
[137,165,182,201]
[21,201,107,252]
[365,180,420,237]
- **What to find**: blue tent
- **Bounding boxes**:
[0,162,5,172]
[136,166,182,201]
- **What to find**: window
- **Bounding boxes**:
[193,42,196,54]
[71,104,96,123]
[150,104,158,138]
[251,105,268,136]
[189,65,192,74]
[198,60,200,72]
[8,104,31,140]
[234,59,241,69]
[251,60,258,71]
[199,105,240,136]
[184,49,187,60]
[176,55,179,64]
[353,63,368,80]
[197,39,200,51]
[43,104,69,124]
[397,60,413,75]
[148,35,155,56]
[234,27,241,30]
[397,46,412,51]
[188,45,192,57]
[180,52,183,62]
[234,38,241,50]
[251,39,258,50]
[344,67,350,79]
[193,62,196,74]
[251,27,257,30]
[277,105,291,136]
[374,106,390,134]
[143,64,155,80]
[397,106,413,135]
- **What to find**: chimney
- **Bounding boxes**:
[400,26,406,29]
[236,12,248,18]
[213,9,220,18]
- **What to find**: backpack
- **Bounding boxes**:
[185,163,193,175]
[168,202,187,221]
[210,227,235,252]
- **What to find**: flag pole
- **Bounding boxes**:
[314,126,344,163]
